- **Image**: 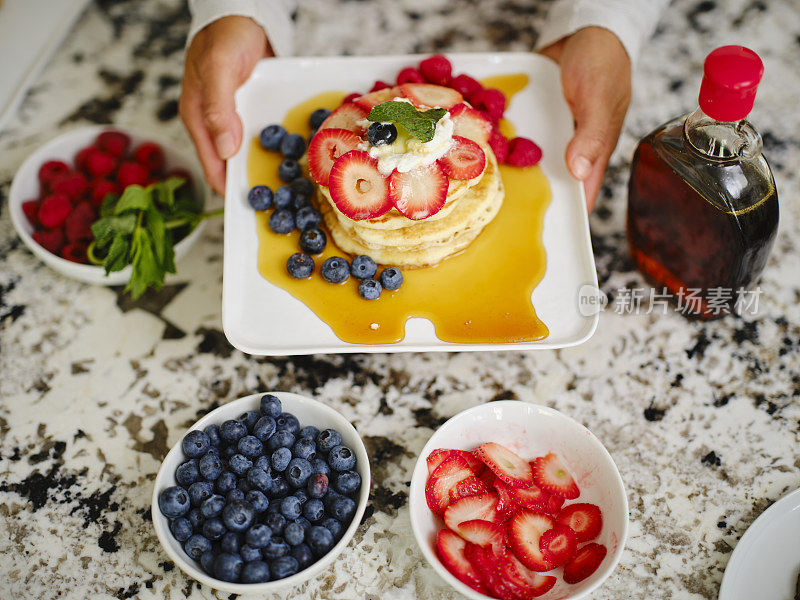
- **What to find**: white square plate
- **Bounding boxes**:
[223,53,598,355]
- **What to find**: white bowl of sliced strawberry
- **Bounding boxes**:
[409,401,627,600]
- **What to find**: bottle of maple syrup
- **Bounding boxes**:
[627,46,778,319]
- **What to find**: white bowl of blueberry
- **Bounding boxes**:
[151,391,370,593]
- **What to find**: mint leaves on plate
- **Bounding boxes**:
[367,101,447,143]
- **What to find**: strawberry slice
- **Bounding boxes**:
[328,150,391,221]
[556,502,603,542]
[438,135,485,181]
[509,483,551,511]
[427,449,485,476]
[543,493,565,515]
[562,542,607,584]
[499,552,557,598]
[539,524,577,568]
[425,456,478,515]
[387,162,448,221]
[308,128,362,186]
[450,475,489,502]
[399,83,463,109]
[456,519,506,554]
[507,509,556,572]
[475,442,535,488]
[492,478,522,521]
[450,103,493,144]
[464,542,525,599]
[435,529,487,594]
[532,452,580,499]
[444,492,500,533]
[353,87,400,111]
[319,102,369,137]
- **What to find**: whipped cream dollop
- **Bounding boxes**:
[358,97,454,176]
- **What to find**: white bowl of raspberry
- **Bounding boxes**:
[8,125,209,285]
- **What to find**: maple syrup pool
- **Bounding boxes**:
[247,74,551,345]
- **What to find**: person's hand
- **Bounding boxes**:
[540,27,632,211]
[180,16,273,194]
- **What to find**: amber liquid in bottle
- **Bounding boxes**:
[627,110,779,318]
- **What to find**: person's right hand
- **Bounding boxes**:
[180,16,273,194]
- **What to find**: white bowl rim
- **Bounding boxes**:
[151,391,371,593]
[408,400,629,600]
[8,124,210,285]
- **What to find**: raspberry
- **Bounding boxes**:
[419,54,452,86]
[342,92,361,104]
[89,180,119,207]
[488,129,509,163]
[96,130,131,157]
[86,150,116,178]
[32,228,65,255]
[65,201,96,243]
[50,171,88,200]
[118,161,149,187]
[396,67,424,85]
[61,242,88,264]
[471,88,506,122]
[38,160,70,189]
[369,80,391,92]
[449,74,483,101]
[74,146,95,172]
[22,200,41,226]
[506,137,543,167]
[133,142,166,173]
[38,193,72,228]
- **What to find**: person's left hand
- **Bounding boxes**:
[540,26,632,211]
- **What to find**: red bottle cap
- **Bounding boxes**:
[699,45,764,122]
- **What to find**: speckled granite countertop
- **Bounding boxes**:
[1,1,799,599]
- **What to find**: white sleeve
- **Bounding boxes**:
[535,0,669,64]
[187,0,296,56]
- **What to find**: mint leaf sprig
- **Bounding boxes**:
[88,177,220,299]
[367,101,447,143]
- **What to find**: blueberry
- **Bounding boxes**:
[241,560,271,583]
[246,490,270,513]
[200,494,226,519]
[308,128,318,143]
[270,209,295,234]
[203,424,221,447]
[284,521,305,546]
[182,430,210,459]
[222,499,255,532]
[175,459,200,487]
[260,124,286,151]
[291,177,315,201]
[358,278,382,300]
[286,252,313,278]
[263,538,290,559]
[229,454,253,476]
[255,455,271,472]
[292,193,311,212]
[187,507,203,529]
[237,476,252,493]
[321,517,343,540]
[307,473,329,498]
[277,413,301,435]
[309,108,332,130]
[267,429,296,451]
[184,533,212,560]
[253,416,277,442]
[265,510,287,536]
[379,267,403,290]
[198,452,223,481]
[270,555,299,579]
[169,517,193,542]
[328,445,356,471]
[303,499,325,523]
[215,471,237,494]
[227,488,245,502]
[322,488,342,509]
[351,255,377,279]
[247,185,273,211]
[293,437,317,461]
[299,425,319,440]
[291,543,314,569]
[321,256,350,284]
[222,445,237,459]
[307,525,335,557]
[240,543,262,562]
[367,122,398,146]
[329,495,356,522]
[293,489,309,505]
[299,228,327,255]
[334,470,361,495]
[274,185,294,209]
[220,419,247,444]
[214,552,243,582]
[286,458,313,488]
[200,550,216,575]
[279,159,302,182]
[246,467,272,492]
[238,410,260,432]
[260,394,282,418]
[246,523,272,548]
[188,481,214,507]
[202,517,226,540]
[280,495,303,520]
[311,459,330,477]
[271,447,292,472]
[269,475,291,499]
[237,435,263,458]
[294,206,322,231]
[316,429,342,454]
[220,531,241,554]
[280,133,306,159]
